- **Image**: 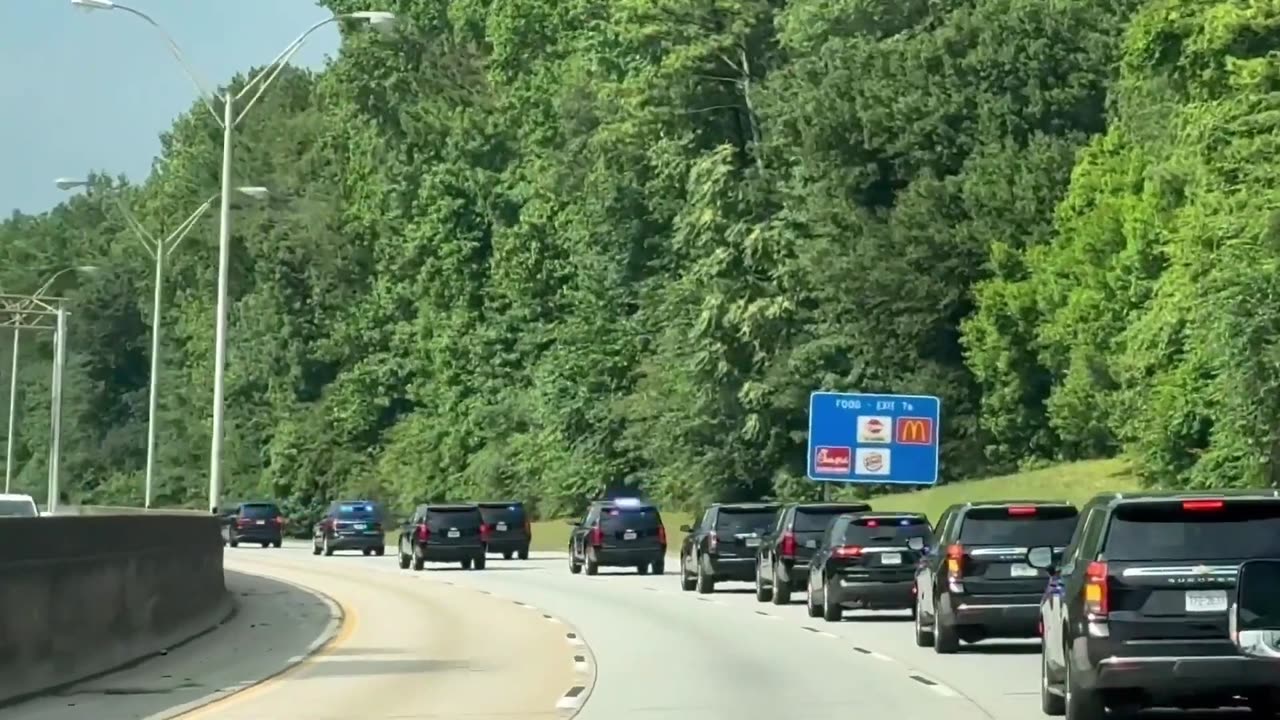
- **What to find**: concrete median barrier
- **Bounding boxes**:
[0,514,232,705]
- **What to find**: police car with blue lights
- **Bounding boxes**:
[803,511,931,621]
[567,498,668,576]
[313,500,387,556]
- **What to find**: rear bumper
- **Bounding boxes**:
[832,579,914,609]
[709,556,756,581]
[327,533,385,550]
[1083,652,1280,703]
[594,546,665,566]
[946,594,1040,635]
[414,543,483,562]
[230,528,282,542]
[486,536,530,552]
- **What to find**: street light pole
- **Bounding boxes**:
[5,327,19,493]
[47,303,67,514]
[209,92,234,513]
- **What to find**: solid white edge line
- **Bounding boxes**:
[929,682,959,698]
[573,661,590,673]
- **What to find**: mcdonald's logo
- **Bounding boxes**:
[895,417,934,445]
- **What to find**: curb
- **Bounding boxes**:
[144,574,344,720]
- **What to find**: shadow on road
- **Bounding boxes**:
[958,641,1041,655]
[300,658,474,678]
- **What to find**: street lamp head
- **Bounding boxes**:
[349,10,396,32]
[235,186,270,200]
[70,0,116,10]
[54,178,90,191]
[75,266,101,274]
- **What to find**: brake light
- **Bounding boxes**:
[865,519,878,527]
[237,518,252,528]
[524,517,531,536]
[946,544,963,576]
[415,523,430,543]
[480,523,491,542]
[658,525,667,545]
[275,516,286,526]
[1182,500,1224,511]
[1085,561,1109,617]
[1007,506,1037,516]
[589,524,603,546]
[780,530,797,558]
[832,545,863,558]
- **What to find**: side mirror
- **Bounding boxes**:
[679,524,693,532]
[906,536,926,552]
[1232,559,1280,659]
[1026,546,1056,571]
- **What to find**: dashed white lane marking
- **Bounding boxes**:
[817,630,839,638]
[556,685,587,710]
[565,632,586,646]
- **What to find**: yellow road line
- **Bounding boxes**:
[174,597,358,719]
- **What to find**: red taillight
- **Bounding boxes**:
[274,516,285,526]
[415,523,430,543]
[832,545,863,558]
[1085,561,1109,616]
[658,525,667,545]
[864,519,878,527]
[480,523,491,542]
[946,544,963,576]
[1008,506,1037,516]
[524,517,531,536]
[237,518,252,528]
[589,524,603,546]
[1182,500,1224,511]
[780,531,797,558]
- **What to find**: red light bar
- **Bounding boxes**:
[1007,506,1037,516]
[1182,500,1224,511]
[865,519,878,527]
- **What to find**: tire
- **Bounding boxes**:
[771,561,791,605]
[822,576,843,622]
[1063,646,1105,720]
[585,549,599,576]
[272,539,282,549]
[680,555,696,591]
[311,542,320,556]
[461,558,473,570]
[637,563,649,575]
[933,595,959,654]
[695,555,715,594]
[398,548,411,569]
[755,560,773,602]
[651,558,664,575]
[375,546,385,556]
[363,548,372,556]
[913,596,934,647]
[805,575,822,618]
[1041,645,1066,716]
[569,548,582,575]
[503,550,513,560]
[474,555,486,570]
[261,542,270,549]
[412,552,425,571]
[518,547,529,560]
[229,539,239,548]
[323,535,334,557]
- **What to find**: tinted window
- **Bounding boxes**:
[1103,501,1280,562]
[842,517,931,545]
[715,508,778,534]
[794,505,871,532]
[601,507,661,531]
[240,503,280,519]
[336,503,378,519]
[479,504,526,523]
[958,507,1078,546]
[0,500,36,517]
[427,508,482,529]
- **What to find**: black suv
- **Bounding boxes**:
[805,511,931,621]
[478,501,531,560]
[1030,491,1280,718]
[754,502,872,604]
[222,501,286,548]
[397,503,488,570]
[567,499,666,575]
[913,500,1078,653]
[312,500,387,556]
[679,502,780,593]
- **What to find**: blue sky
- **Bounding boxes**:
[1,0,339,216]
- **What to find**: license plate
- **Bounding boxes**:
[496,522,508,531]
[447,529,460,538]
[353,523,366,530]
[623,529,637,540]
[1186,589,1228,613]
[1009,563,1039,578]
[744,537,761,547]
[879,553,902,565]
[805,539,818,549]
[255,520,266,525]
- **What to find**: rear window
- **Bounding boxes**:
[842,516,931,545]
[601,507,661,531]
[240,504,280,519]
[336,503,379,519]
[427,507,482,528]
[0,499,37,518]
[715,508,778,535]
[479,504,526,523]
[958,506,1078,546]
[794,505,872,532]
[1103,501,1280,562]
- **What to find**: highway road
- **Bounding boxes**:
[8,545,1250,719]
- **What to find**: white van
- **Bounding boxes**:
[0,493,39,518]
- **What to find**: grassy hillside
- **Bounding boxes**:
[527,458,1138,552]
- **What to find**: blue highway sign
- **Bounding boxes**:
[807,392,941,485]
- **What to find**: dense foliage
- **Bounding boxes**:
[3,0,1274,523]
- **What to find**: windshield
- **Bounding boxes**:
[240,504,279,519]
[601,507,661,531]
[959,507,1078,546]
[479,504,526,523]
[842,518,931,545]
[427,508,482,529]
[1104,501,1280,562]
[0,499,37,517]
[794,505,871,532]
[716,508,778,535]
